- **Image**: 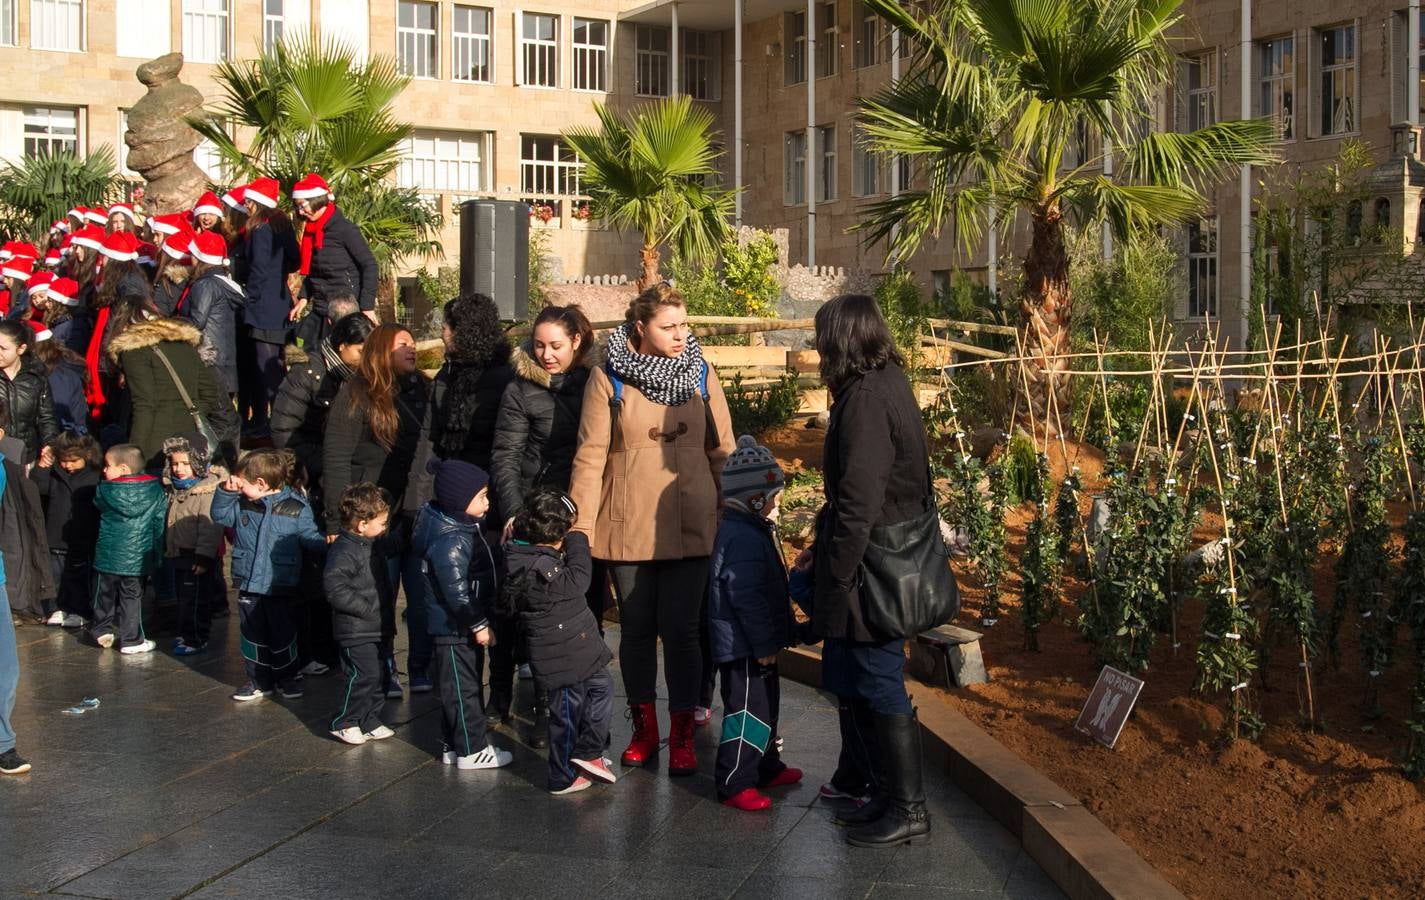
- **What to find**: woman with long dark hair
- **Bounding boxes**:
[180,232,243,397]
[83,232,150,430]
[31,332,88,435]
[0,320,59,465]
[808,293,935,848]
[238,179,301,436]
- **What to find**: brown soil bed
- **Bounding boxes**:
[766,427,1425,900]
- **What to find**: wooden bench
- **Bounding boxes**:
[909,624,989,689]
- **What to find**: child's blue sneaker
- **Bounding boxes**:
[409,674,433,693]
[173,639,208,656]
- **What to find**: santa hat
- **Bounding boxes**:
[70,225,105,251]
[292,173,332,201]
[137,241,157,266]
[25,321,52,342]
[50,219,70,234]
[26,271,54,293]
[84,207,108,225]
[189,231,229,266]
[245,177,280,209]
[66,205,87,223]
[43,247,62,267]
[149,212,187,237]
[2,256,32,281]
[161,233,193,262]
[0,241,17,262]
[193,191,224,219]
[108,202,138,224]
[98,231,140,262]
[222,185,247,210]
[47,277,79,307]
[1,241,37,264]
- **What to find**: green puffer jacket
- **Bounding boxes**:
[94,475,167,576]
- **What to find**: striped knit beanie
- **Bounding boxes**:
[721,435,785,510]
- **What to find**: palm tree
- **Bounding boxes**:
[190,36,441,283]
[0,147,124,240]
[856,0,1280,424]
[563,96,735,289]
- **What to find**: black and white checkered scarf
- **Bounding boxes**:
[604,321,706,407]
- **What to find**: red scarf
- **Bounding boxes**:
[299,203,336,275]
[84,305,111,414]
[0,289,9,317]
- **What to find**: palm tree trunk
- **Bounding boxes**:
[637,244,661,291]
[1017,205,1072,436]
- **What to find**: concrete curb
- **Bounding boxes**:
[777,646,1184,900]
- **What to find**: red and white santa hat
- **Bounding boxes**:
[292,173,332,201]
[99,231,140,262]
[108,202,138,224]
[193,191,224,219]
[0,241,17,262]
[50,219,70,235]
[149,212,188,237]
[84,206,109,226]
[245,177,280,209]
[222,185,247,210]
[161,232,193,262]
[189,231,229,266]
[47,277,78,307]
[43,247,62,268]
[25,321,52,342]
[70,225,106,252]
[26,270,54,293]
[1,241,37,263]
[3,255,33,281]
[137,241,157,266]
[67,205,87,223]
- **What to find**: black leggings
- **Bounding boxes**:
[609,558,709,711]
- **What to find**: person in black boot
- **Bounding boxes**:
[843,710,930,847]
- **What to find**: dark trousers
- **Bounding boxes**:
[587,558,610,635]
[239,336,286,429]
[610,557,709,711]
[715,658,785,799]
[297,555,338,668]
[239,592,300,690]
[547,668,614,790]
[91,572,146,648]
[432,640,488,756]
[331,642,385,733]
[830,696,879,796]
[478,616,519,704]
[821,637,913,715]
[168,554,216,647]
[51,550,93,618]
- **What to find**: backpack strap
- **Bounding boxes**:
[606,363,623,451]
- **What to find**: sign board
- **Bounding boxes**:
[1074,666,1145,749]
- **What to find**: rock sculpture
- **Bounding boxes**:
[123,53,209,214]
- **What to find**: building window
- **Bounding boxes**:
[815,2,837,78]
[855,0,885,68]
[571,17,607,92]
[0,0,16,46]
[1316,24,1356,136]
[452,6,492,82]
[399,130,492,193]
[682,31,720,101]
[1187,218,1218,318]
[636,25,670,96]
[852,125,886,197]
[520,12,559,88]
[520,134,580,216]
[181,0,227,61]
[1184,52,1216,131]
[397,1,438,78]
[193,137,225,180]
[263,0,282,51]
[784,130,807,205]
[24,106,78,156]
[1375,197,1391,231]
[1258,36,1294,140]
[31,0,82,51]
[785,11,805,86]
[816,124,836,201]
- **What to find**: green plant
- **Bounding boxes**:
[528,228,553,316]
[0,147,124,241]
[723,372,801,438]
[1018,454,1058,650]
[669,231,781,344]
[998,433,1041,505]
[1192,551,1262,743]
[874,269,937,377]
[563,96,735,288]
[1053,468,1083,576]
[1396,511,1425,778]
[1068,227,1179,356]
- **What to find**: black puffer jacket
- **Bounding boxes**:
[152,264,189,317]
[181,268,244,391]
[490,348,591,522]
[411,501,499,642]
[324,530,392,645]
[501,531,610,690]
[429,349,515,470]
[0,352,59,464]
[30,462,100,553]
[271,345,351,486]
[303,207,378,313]
[321,372,429,533]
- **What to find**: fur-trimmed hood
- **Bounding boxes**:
[512,341,599,390]
[107,317,202,360]
[161,263,191,285]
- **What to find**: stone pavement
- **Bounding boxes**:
[1,611,1063,899]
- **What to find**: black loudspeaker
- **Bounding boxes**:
[459,199,530,321]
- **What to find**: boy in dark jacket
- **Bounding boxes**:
[31,431,101,628]
[501,490,615,794]
[707,436,803,811]
[411,458,511,770]
[92,444,167,654]
[325,482,395,745]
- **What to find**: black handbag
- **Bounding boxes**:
[856,469,960,639]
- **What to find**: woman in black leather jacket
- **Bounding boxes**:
[0,320,59,464]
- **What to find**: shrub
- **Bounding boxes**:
[723,372,801,437]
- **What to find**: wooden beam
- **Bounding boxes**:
[925,318,1018,337]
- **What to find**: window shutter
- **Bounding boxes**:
[513,9,523,85]
[1174,225,1191,320]
[1393,12,1407,123]
[1174,59,1189,132]
[1306,30,1317,138]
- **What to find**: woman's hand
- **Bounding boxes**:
[473,625,494,647]
[502,517,515,545]
[757,654,778,666]
[793,547,813,571]
[289,299,307,322]
[37,446,53,469]
[192,563,208,575]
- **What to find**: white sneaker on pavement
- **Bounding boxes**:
[456,745,514,769]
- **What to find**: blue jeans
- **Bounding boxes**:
[0,584,18,753]
[821,637,913,715]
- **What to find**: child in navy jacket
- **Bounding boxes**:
[707,436,803,811]
[324,482,395,745]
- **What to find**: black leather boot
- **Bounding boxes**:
[834,700,888,826]
[528,699,550,750]
[845,711,931,847]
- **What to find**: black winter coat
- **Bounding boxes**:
[152,264,189,317]
[490,349,590,522]
[0,353,59,464]
[323,531,392,645]
[302,208,378,312]
[1,437,54,617]
[322,372,429,532]
[813,363,933,642]
[271,346,350,488]
[30,462,100,553]
[411,501,499,641]
[181,268,243,391]
[243,221,300,339]
[429,351,514,470]
[501,531,610,690]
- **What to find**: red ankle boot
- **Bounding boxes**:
[667,709,697,776]
[621,702,660,767]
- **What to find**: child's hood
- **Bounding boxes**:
[99,476,165,515]
[504,541,563,583]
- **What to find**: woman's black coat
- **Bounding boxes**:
[270,349,348,487]
[489,349,591,522]
[303,208,378,313]
[0,353,59,464]
[429,350,514,470]
[321,372,429,533]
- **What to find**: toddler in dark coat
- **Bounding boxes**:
[324,482,395,745]
[31,431,101,628]
[500,490,615,794]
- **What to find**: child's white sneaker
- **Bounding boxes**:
[573,757,618,784]
[45,610,64,626]
[364,725,395,740]
[456,745,513,769]
[551,776,592,795]
[693,706,713,727]
[95,633,114,649]
[120,639,156,655]
[440,746,458,765]
[61,614,83,628]
[330,727,368,745]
